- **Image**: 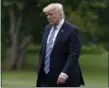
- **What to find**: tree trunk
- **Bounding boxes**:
[5,3,31,70]
[6,5,17,70]
[16,36,31,70]
[6,4,22,70]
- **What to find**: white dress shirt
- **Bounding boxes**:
[47,19,64,47]
[47,18,68,79]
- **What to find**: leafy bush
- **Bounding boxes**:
[27,43,106,55]
[27,44,41,54]
[81,44,106,54]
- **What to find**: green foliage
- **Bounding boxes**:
[27,44,41,54]
[81,44,106,54]
[66,10,85,30]
[2,0,109,44]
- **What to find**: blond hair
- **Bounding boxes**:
[43,3,65,19]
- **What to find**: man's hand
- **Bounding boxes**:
[57,72,68,84]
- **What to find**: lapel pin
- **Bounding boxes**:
[61,30,64,32]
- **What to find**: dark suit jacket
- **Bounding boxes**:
[36,21,85,87]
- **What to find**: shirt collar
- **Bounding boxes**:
[53,19,64,29]
[56,19,64,29]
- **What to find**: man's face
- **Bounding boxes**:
[45,9,60,25]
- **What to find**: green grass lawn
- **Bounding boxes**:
[2,52,108,87]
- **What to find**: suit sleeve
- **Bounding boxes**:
[62,28,81,75]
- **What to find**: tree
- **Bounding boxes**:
[2,1,32,70]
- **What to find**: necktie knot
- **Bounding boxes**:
[53,26,57,30]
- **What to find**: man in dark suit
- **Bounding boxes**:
[36,3,85,87]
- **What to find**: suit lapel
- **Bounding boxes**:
[43,25,52,56]
[43,27,51,46]
[51,21,66,53]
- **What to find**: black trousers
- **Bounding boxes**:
[38,72,54,87]
[38,73,81,87]
[38,72,65,87]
